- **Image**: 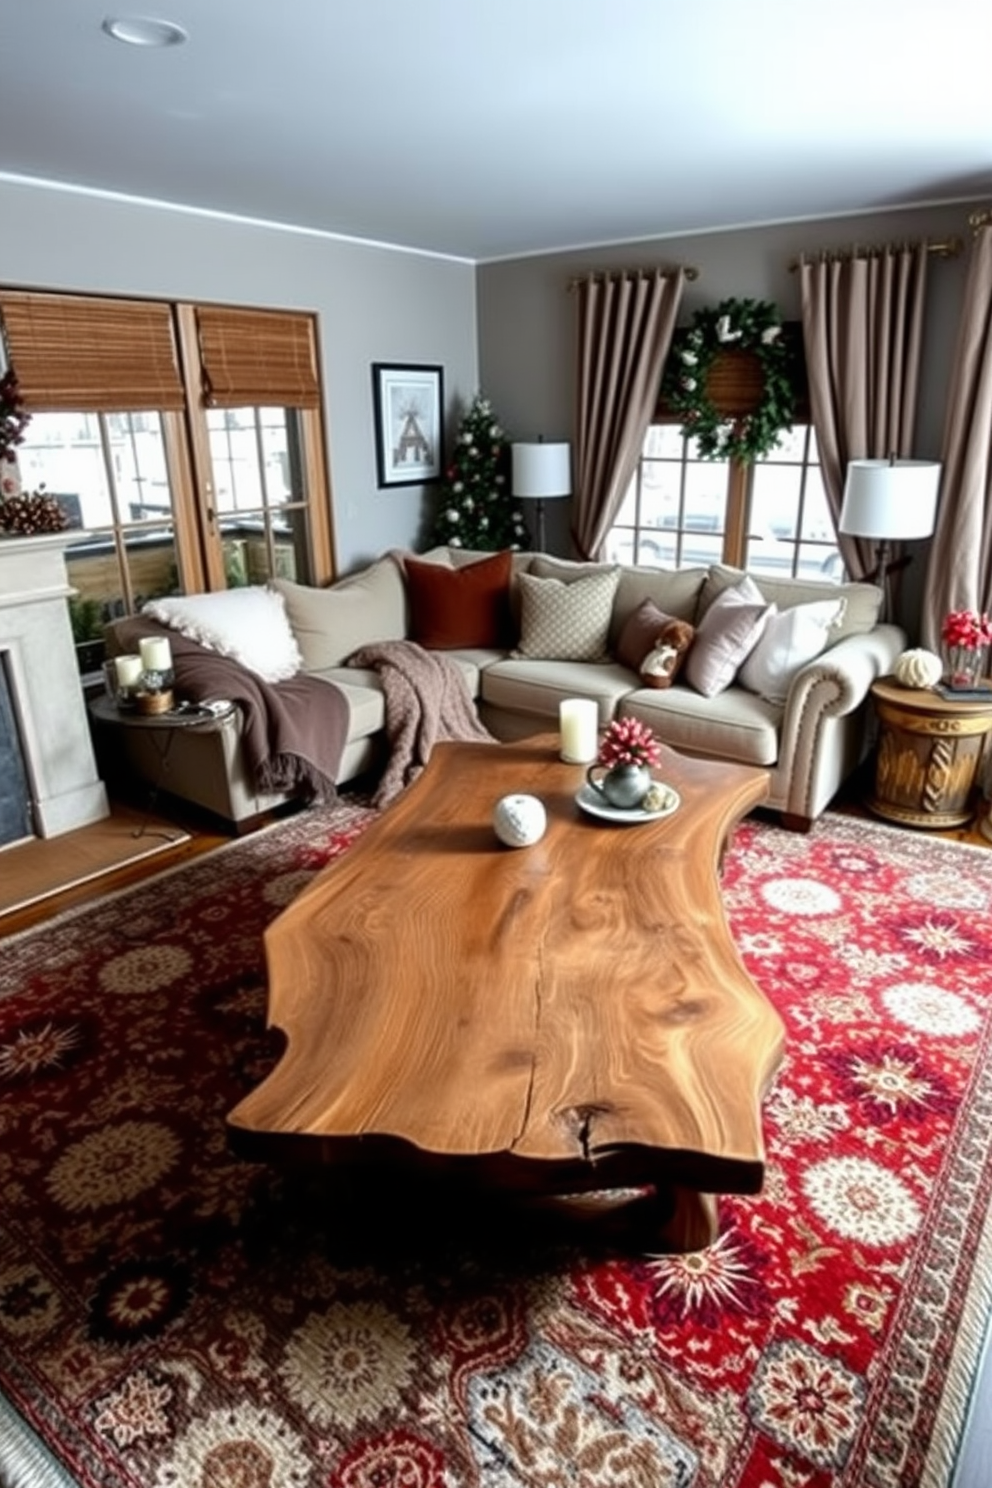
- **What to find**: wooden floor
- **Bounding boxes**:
[2,773,991,1487]
[0,793,244,936]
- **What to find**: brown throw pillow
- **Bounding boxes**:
[639,618,695,689]
[404,549,513,649]
[616,598,684,672]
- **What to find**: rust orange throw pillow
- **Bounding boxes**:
[404,549,514,649]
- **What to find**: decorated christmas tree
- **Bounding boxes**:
[430,393,530,551]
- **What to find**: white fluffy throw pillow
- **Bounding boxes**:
[143,586,303,682]
[738,599,846,702]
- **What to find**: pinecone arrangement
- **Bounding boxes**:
[0,489,69,536]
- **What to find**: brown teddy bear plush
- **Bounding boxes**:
[640,618,695,689]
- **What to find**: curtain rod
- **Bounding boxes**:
[788,237,963,272]
[567,264,699,290]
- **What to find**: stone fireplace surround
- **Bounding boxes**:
[0,534,108,838]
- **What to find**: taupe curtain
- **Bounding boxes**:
[572,268,686,560]
[799,245,928,593]
[921,226,992,650]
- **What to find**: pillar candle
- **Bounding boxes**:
[559,698,598,763]
[139,636,173,673]
[114,653,143,688]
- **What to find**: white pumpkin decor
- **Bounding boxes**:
[493,793,547,848]
[893,648,943,689]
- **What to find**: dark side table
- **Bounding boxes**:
[868,677,992,829]
[88,695,236,836]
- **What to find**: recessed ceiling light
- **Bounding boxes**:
[101,16,188,48]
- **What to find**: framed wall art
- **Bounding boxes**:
[371,362,444,487]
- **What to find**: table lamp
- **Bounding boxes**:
[511,440,571,552]
[838,457,941,618]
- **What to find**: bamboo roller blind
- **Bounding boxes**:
[0,292,322,412]
[0,292,185,412]
[194,306,320,409]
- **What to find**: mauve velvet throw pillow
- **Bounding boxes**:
[683,577,771,697]
[405,549,513,649]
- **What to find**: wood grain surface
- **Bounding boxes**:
[228,736,783,1244]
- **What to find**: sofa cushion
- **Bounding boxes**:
[143,586,303,682]
[514,567,620,661]
[481,657,635,727]
[611,565,709,641]
[619,685,782,768]
[683,576,771,697]
[272,558,407,671]
[529,554,707,645]
[699,564,882,642]
[404,549,513,648]
[738,598,846,702]
[615,598,694,677]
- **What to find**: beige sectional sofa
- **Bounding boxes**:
[104,546,904,831]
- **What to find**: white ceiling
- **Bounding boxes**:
[2,0,990,263]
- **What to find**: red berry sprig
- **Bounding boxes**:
[598,716,663,768]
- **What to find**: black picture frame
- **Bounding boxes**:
[371,363,444,488]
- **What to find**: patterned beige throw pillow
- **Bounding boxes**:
[514,568,621,661]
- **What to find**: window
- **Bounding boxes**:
[1,290,335,671]
[605,322,841,581]
[606,420,842,580]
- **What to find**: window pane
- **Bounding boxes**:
[643,424,685,458]
[678,533,724,568]
[207,407,314,585]
[683,461,728,533]
[800,467,834,541]
[640,463,684,529]
[750,463,802,541]
[637,533,678,567]
[17,411,113,528]
[603,529,637,565]
[15,411,183,673]
[764,424,809,461]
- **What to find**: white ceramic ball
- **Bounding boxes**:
[493,793,547,848]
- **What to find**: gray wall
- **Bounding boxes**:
[0,177,478,574]
[477,199,984,636]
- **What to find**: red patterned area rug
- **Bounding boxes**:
[2,804,992,1488]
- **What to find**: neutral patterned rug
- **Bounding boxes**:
[1,802,992,1488]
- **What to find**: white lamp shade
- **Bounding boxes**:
[511,441,571,500]
[839,460,941,541]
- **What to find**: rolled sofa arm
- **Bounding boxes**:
[775,623,907,826]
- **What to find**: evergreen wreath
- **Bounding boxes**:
[661,297,797,463]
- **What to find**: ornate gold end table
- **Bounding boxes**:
[868,676,992,829]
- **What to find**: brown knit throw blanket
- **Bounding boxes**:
[347,640,496,806]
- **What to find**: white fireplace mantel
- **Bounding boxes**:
[0,533,109,837]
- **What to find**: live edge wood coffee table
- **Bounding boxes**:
[228,736,784,1252]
